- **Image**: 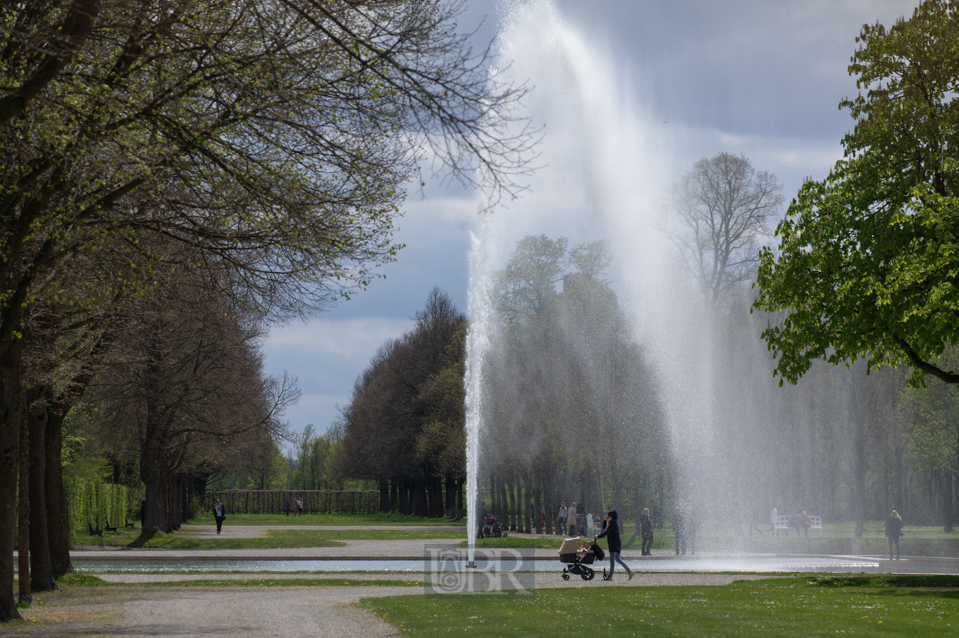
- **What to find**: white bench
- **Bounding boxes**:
[774,515,822,536]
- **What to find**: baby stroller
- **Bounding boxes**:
[481,514,508,538]
[559,537,604,581]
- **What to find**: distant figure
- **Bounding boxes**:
[640,507,654,556]
[597,510,633,581]
[540,503,546,530]
[586,512,594,537]
[800,511,812,537]
[213,499,226,534]
[296,498,303,515]
[770,507,778,535]
[885,509,903,560]
[528,500,535,533]
[686,506,698,555]
[567,501,579,536]
[478,501,488,538]
[749,504,764,536]
[284,500,291,516]
[672,506,686,555]
[557,502,567,535]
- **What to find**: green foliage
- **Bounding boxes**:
[68,481,129,534]
[754,0,959,386]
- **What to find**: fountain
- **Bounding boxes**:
[464,0,767,561]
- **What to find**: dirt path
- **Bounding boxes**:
[4,586,407,637]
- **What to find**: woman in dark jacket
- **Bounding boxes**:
[213,499,226,534]
[596,510,633,581]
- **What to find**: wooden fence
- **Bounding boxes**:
[205,490,379,515]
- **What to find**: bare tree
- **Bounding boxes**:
[668,153,782,307]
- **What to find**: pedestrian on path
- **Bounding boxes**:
[213,499,227,534]
[597,510,633,581]
[885,509,903,560]
[640,507,653,556]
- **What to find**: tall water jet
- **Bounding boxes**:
[464,214,497,566]
[465,0,788,558]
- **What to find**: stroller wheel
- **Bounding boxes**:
[581,567,595,581]
[562,573,570,581]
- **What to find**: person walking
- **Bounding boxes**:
[557,502,567,535]
[640,507,653,556]
[597,510,633,581]
[885,509,903,560]
[567,501,579,536]
[213,499,226,534]
[672,506,686,555]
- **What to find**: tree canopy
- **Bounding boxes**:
[754,0,959,385]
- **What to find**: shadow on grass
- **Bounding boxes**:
[129,530,156,547]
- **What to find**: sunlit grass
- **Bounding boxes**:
[74,528,465,549]
[363,575,959,637]
[189,512,465,527]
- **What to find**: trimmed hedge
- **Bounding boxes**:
[69,481,129,533]
[207,490,378,515]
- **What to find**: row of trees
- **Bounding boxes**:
[338,288,468,518]
[0,0,532,621]
[479,236,669,534]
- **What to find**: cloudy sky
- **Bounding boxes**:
[262,0,921,443]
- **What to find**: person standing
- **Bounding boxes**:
[557,502,568,535]
[528,500,535,533]
[885,509,903,560]
[567,502,579,536]
[213,499,226,534]
[672,506,686,555]
[597,510,633,581]
[686,505,698,555]
[640,507,653,556]
[284,500,291,516]
[770,506,778,535]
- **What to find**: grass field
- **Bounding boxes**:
[75,528,466,549]
[190,512,465,527]
[362,575,959,637]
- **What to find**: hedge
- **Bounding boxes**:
[69,481,129,533]
[206,490,378,515]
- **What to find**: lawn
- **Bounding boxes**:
[189,512,465,527]
[362,575,959,637]
[75,528,465,549]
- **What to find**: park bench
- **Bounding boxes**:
[104,521,118,532]
[87,522,103,537]
[124,517,135,528]
[773,514,823,536]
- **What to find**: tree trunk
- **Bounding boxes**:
[27,388,55,591]
[945,471,955,534]
[45,405,71,577]
[0,341,24,621]
[508,480,517,532]
[18,386,31,602]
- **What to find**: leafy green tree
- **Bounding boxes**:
[0,0,532,619]
[754,0,959,386]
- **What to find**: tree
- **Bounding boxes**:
[754,0,959,385]
[669,153,781,307]
[0,0,533,619]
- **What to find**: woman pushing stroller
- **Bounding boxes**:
[596,510,633,581]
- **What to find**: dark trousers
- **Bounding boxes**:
[675,533,686,555]
[888,536,900,560]
[642,533,653,555]
[215,517,224,533]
